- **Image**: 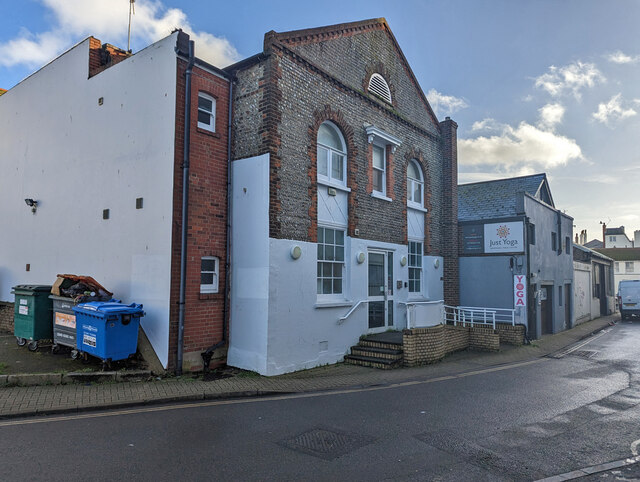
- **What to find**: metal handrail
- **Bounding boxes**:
[337,300,369,324]
[399,300,444,329]
[444,305,515,329]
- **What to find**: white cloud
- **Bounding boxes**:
[427,89,468,117]
[592,94,637,125]
[471,118,501,132]
[459,119,583,172]
[0,0,239,69]
[538,103,565,130]
[607,50,639,64]
[534,61,605,99]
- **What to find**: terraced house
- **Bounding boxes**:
[226,19,459,375]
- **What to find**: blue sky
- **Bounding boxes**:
[2,0,639,242]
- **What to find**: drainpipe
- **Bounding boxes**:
[201,75,234,373]
[176,39,195,376]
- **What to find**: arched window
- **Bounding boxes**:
[407,159,424,207]
[317,121,347,185]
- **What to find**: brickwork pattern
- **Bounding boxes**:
[168,58,229,371]
[403,324,499,367]
[232,36,450,252]
[439,118,459,305]
[88,37,131,78]
[0,302,14,334]
[494,323,525,346]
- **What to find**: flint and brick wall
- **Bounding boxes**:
[168,55,230,372]
[231,26,454,255]
[403,324,500,367]
[0,302,14,333]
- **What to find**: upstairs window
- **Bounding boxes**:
[551,232,557,252]
[317,122,347,185]
[197,93,216,132]
[408,241,423,294]
[372,144,386,195]
[368,73,392,104]
[407,160,424,207]
[626,262,634,273]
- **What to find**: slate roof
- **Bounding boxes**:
[584,239,603,249]
[458,173,549,221]
[605,226,626,236]
[594,248,640,261]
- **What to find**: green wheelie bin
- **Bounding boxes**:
[12,285,53,351]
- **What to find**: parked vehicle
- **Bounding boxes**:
[617,280,640,320]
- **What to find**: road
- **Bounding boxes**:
[2,321,640,481]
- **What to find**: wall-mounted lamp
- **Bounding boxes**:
[290,245,302,260]
[433,258,440,269]
[400,256,407,266]
[24,198,38,214]
[356,252,366,264]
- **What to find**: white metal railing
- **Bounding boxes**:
[399,300,445,329]
[337,300,368,324]
[444,305,515,329]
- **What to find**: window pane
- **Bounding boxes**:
[333,263,342,277]
[323,279,332,294]
[335,230,344,245]
[373,145,384,169]
[323,263,333,277]
[373,170,383,192]
[317,263,322,277]
[407,161,419,180]
[201,273,214,284]
[331,153,344,181]
[317,147,328,177]
[318,123,343,150]
[201,259,216,272]
[325,228,334,244]
[414,184,422,203]
[335,246,344,262]
[198,110,211,125]
[318,227,324,243]
[333,279,342,294]
[198,96,212,111]
[317,244,323,260]
[325,245,334,261]
[388,300,393,326]
[317,279,322,294]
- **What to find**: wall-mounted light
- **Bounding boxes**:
[290,245,302,260]
[433,258,440,269]
[400,256,407,266]
[356,252,366,264]
[24,198,38,214]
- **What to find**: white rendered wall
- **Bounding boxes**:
[228,154,271,374]
[0,34,178,366]
[573,261,592,323]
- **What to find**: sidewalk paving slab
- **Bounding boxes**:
[0,315,619,420]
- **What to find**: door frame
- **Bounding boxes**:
[367,249,394,333]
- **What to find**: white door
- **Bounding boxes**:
[368,250,394,331]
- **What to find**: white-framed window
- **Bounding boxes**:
[317,227,345,296]
[407,159,424,207]
[625,261,634,273]
[615,262,620,273]
[408,241,423,294]
[372,144,386,194]
[317,121,347,185]
[200,256,219,294]
[197,93,216,132]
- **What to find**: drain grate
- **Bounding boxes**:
[571,350,599,359]
[279,428,373,460]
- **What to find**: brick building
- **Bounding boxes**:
[0,31,229,373]
[225,19,459,375]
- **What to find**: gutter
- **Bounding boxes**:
[176,39,195,376]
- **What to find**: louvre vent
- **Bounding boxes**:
[368,73,392,104]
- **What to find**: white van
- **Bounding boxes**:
[618,280,640,320]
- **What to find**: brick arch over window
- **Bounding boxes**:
[404,147,432,251]
[308,105,359,241]
[363,62,397,108]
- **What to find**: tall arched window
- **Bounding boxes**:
[407,159,424,207]
[317,121,347,185]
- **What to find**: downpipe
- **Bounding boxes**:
[177,39,195,376]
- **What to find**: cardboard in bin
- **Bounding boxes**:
[51,274,113,298]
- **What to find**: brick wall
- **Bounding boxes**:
[440,117,459,306]
[88,37,131,78]
[168,53,230,372]
[232,33,450,253]
[494,323,525,345]
[0,302,14,334]
[403,324,499,366]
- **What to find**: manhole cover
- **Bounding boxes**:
[279,428,373,460]
[571,350,599,359]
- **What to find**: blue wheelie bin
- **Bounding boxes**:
[73,301,145,364]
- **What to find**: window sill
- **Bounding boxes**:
[371,192,392,202]
[196,127,220,138]
[314,300,353,309]
[318,179,351,193]
[407,204,428,213]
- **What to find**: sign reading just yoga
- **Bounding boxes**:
[483,221,524,253]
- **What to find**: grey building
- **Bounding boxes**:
[458,174,574,339]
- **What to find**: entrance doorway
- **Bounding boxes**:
[368,250,394,331]
[541,285,553,335]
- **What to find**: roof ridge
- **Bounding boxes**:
[459,173,546,188]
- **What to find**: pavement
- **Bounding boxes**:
[0,315,619,419]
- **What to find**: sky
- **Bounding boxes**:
[1,0,639,243]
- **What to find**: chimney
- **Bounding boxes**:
[634,230,640,248]
[602,223,606,248]
[575,233,579,244]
